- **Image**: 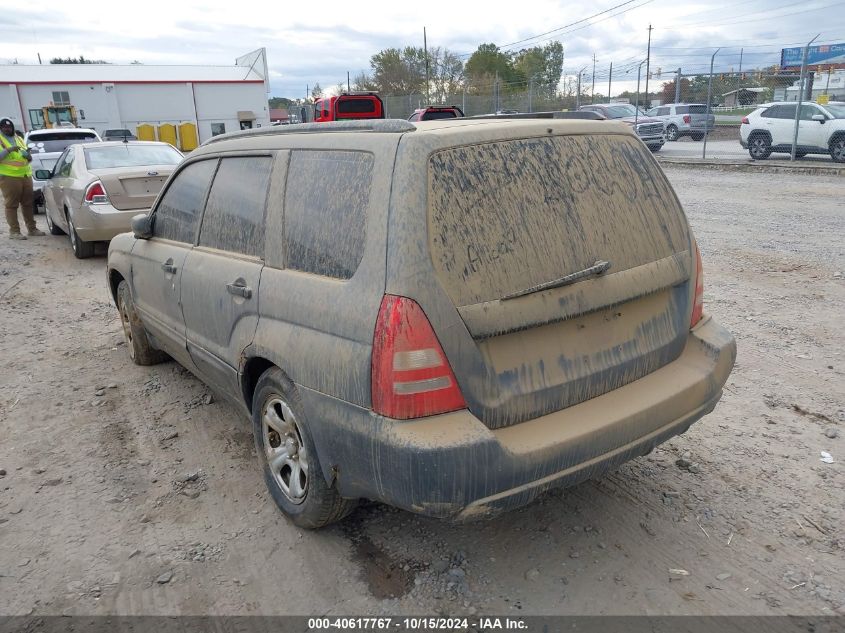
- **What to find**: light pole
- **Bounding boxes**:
[576,66,587,109]
[634,59,647,126]
[702,48,720,159]
[791,34,820,161]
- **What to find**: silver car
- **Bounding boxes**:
[646,104,716,141]
[34,141,183,258]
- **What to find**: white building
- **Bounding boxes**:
[774,70,845,102]
[0,49,270,144]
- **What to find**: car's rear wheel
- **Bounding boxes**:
[794,151,807,159]
[253,368,357,528]
[748,133,772,160]
[830,135,845,163]
[665,125,679,141]
[116,280,168,365]
[67,211,95,259]
[45,209,64,235]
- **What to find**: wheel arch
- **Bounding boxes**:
[241,356,278,413]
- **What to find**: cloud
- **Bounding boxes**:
[1,0,842,97]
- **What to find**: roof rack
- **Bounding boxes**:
[469,111,606,121]
[202,119,416,146]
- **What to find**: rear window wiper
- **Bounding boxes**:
[501,260,612,301]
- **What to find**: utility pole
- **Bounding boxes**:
[607,62,612,101]
[347,72,350,93]
[738,48,743,75]
[591,53,597,103]
[576,67,586,109]
[635,59,646,124]
[424,27,430,104]
[37,52,42,65]
[674,67,682,103]
[644,24,653,109]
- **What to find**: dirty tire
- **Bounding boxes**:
[67,212,94,259]
[45,210,64,236]
[830,135,845,163]
[252,367,357,529]
[748,133,772,160]
[116,280,168,366]
[666,125,679,141]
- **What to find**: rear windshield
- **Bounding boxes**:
[27,132,98,154]
[84,144,183,170]
[336,98,379,115]
[422,110,460,120]
[428,135,689,306]
[104,129,134,136]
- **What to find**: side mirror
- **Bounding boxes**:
[34,169,52,180]
[812,114,826,123]
[131,213,153,240]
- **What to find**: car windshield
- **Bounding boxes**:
[604,104,645,118]
[824,104,845,118]
[27,132,98,154]
[84,144,183,169]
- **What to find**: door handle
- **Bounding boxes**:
[226,281,253,299]
[161,262,177,274]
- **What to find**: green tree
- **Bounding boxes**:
[370,47,427,94]
[513,42,563,100]
[464,43,523,94]
[352,71,378,92]
[428,47,464,102]
[311,83,323,100]
[269,97,293,109]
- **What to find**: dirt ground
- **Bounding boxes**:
[0,167,842,617]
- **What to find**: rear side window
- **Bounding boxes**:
[284,150,372,279]
[675,106,689,114]
[687,105,707,114]
[153,159,216,243]
[199,156,273,257]
[762,105,796,119]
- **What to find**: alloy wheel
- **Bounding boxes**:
[262,397,309,504]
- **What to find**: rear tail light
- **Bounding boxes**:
[372,295,466,419]
[84,181,109,205]
[690,242,704,328]
[741,116,749,124]
[683,115,691,124]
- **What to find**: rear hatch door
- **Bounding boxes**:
[423,131,694,429]
[683,105,715,129]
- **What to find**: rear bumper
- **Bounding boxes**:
[73,204,147,242]
[302,316,736,519]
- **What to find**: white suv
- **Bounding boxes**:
[25,128,102,211]
[740,101,845,162]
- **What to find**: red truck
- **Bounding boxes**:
[313,92,385,123]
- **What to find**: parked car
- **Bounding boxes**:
[25,128,102,213]
[107,118,735,528]
[408,105,465,121]
[645,103,715,141]
[579,104,665,151]
[740,101,845,161]
[102,128,138,141]
[34,141,183,258]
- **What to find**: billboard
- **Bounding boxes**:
[781,42,845,68]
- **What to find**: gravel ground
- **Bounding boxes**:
[0,166,842,617]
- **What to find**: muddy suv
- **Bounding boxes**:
[107,118,736,528]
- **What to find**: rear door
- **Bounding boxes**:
[685,104,714,131]
[45,148,72,229]
[181,155,273,395]
[403,131,693,429]
[131,159,216,368]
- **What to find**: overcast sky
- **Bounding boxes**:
[1,0,843,98]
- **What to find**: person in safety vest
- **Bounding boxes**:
[0,117,44,239]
